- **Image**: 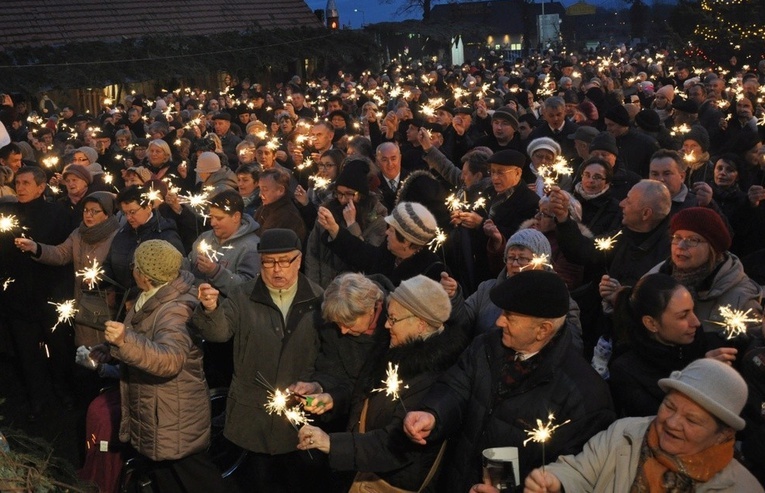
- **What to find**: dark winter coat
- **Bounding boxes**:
[253,193,307,247]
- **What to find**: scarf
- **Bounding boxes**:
[79,215,120,245]
[670,257,720,299]
[574,181,611,201]
[629,419,733,493]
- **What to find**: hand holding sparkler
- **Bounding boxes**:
[547,187,570,223]
[316,206,340,239]
[197,283,220,311]
[297,424,330,453]
[523,468,563,493]
[14,237,37,253]
[195,250,219,276]
[403,411,436,445]
[598,275,622,306]
[293,185,309,206]
[440,272,458,298]
[104,320,127,347]
[705,347,738,365]
[692,182,713,207]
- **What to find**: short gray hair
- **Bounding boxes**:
[322,273,384,326]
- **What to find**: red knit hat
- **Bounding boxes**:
[670,207,731,253]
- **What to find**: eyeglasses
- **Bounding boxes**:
[490,168,514,176]
[582,173,606,181]
[671,235,707,248]
[504,256,533,266]
[534,210,555,219]
[261,253,300,269]
[387,314,417,325]
[72,158,90,163]
[318,163,336,170]
[83,208,104,216]
[122,207,145,217]
[334,191,358,200]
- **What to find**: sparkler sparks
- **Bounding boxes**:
[141,187,163,205]
[373,362,409,401]
[523,413,571,446]
[76,259,104,290]
[42,156,60,168]
[521,253,553,271]
[309,175,331,190]
[284,406,312,427]
[197,239,232,262]
[265,389,291,415]
[49,299,78,331]
[446,194,469,212]
[0,214,21,233]
[594,230,622,251]
[2,278,14,290]
[710,305,762,339]
[428,228,447,253]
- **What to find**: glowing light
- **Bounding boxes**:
[76,258,104,289]
[594,230,622,251]
[373,362,409,401]
[2,278,14,290]
[446,194,469,212]
[0,214,21,233]
[284,406,312,427]
[428,228,447,252]
[197,239,232,262]
[522,253,553,271]
[49,299,78,331]
[710,305,762,339]
[524,413,571,446]
[141,187,163,205]
[265,389,291,415]
[309,175,330,190]
[42,156,60,168]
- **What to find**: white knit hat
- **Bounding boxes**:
[658,359,748,430]
[389,275,451,328]
[384,202,437,246]
[526,137,561,158]
[196,152,221,174]
[505,229,551,258]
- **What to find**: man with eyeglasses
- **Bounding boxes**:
[102,185,185,290]
[193,228,324,492]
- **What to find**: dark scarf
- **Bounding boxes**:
[630,419,733,493]
[78,215,120,245]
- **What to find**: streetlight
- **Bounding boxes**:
[354,8,366,28]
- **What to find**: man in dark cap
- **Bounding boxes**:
[470,106,524,153]
[604,104,659,177]
[403,270,615,493]
[212,112,242,167]
[587,131,641,201]
[193,228,324,492]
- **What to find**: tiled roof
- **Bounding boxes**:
[0,0,324,48]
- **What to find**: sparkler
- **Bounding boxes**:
[537,156,574,194]
[309,175,330,190]
[42,156,60,169]
[197,239,232,262]
[446,193,469,212]
[472,197,487,211]
[284,406,312,427]
[594,230,622,251]
[49,299,78,332]
[709,305,762,339]
[265,389,291,415]
[140,187,163,205]
[427,228,447,253]
[0,214,21,234]
[76,258,105,289]
[670,124,692,137]
[521,253,553,271]
[523,413,571,474]
[373,362,409,402]
[2,278,14,290]
[178,191,210,214]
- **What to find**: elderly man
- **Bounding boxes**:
[193,229,324,492]
[648,148,719,215]
[212,113,242,166]
[91,240,225,492]
[0,166,72,420]
[403,270,615,492]
[376,142,409,212]
[526,96,579,161]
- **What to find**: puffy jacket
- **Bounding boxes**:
[548,416,764,493]
[113,271,210,461]
[187,214,261,296]
[202,167,238,197]
[420,328,615,492]
[191,274,323,454]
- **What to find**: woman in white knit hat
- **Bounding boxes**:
[524,358,762,493]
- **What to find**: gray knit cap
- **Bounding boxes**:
[505,228,552,258]
[384,202,437,246]
[389,275,451,329]
[658,359,748,430]
[133,239,182,284]
[76,146,99,165]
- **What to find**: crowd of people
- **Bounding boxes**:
[1,45,765,492]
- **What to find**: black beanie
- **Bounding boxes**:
[489,270,569,318]
[335,159,370,195]
[604,105,630,127]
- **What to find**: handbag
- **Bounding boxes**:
[347,399,447,493]
[74,289,128,331]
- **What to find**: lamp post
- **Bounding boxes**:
[354,8,366,28]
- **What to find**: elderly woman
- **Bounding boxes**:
[318,201,445,285]
[188,190,260,297]
[290,273,391,421]
[305,159,387,287]
[523,359,763,493]
[297,275,466,492]
[15,191,120,347]
[608,273,717,418]
[443,228,583,349]
[526,137,573,196]
[58,164,94,230]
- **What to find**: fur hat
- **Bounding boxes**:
[527,137,561,158]
[196,152,221,174]
[683,125,710,153]
[335,159,370,195]
[604,105,630,127]
[389,275,451,329]
[384,202,438,246]
[635,109,661,133]
[133,239,182,284]
[659,359,747,430]
[589,132,619,156]
[670,207,731,253]
[62,164,92,185]
[489,270,569,318]
[505,228,552,259]
[258,228,301,253]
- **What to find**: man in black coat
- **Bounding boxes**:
[1,166,73,420]
[403,271,615,492]
[526,96,580,162]
[604,105,660,178]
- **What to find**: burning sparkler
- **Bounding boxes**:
[265,389,291,415]
[0,214,21,233]
[427,228,447,253]
[2,278,14,290]
[309,175,331,190]
[373,362,409,402]
[710,305,762,339]
[42,156,60,169]
[140,187,163,205]
[49,299,78,331]
[521,253,553,271]
[594,230,622,251]
[284,406,312,427]
[76,259,105,290]
[523,413,571,473]
[197,239,232,262]
[537,156,574,194]
[446,194,469,212]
